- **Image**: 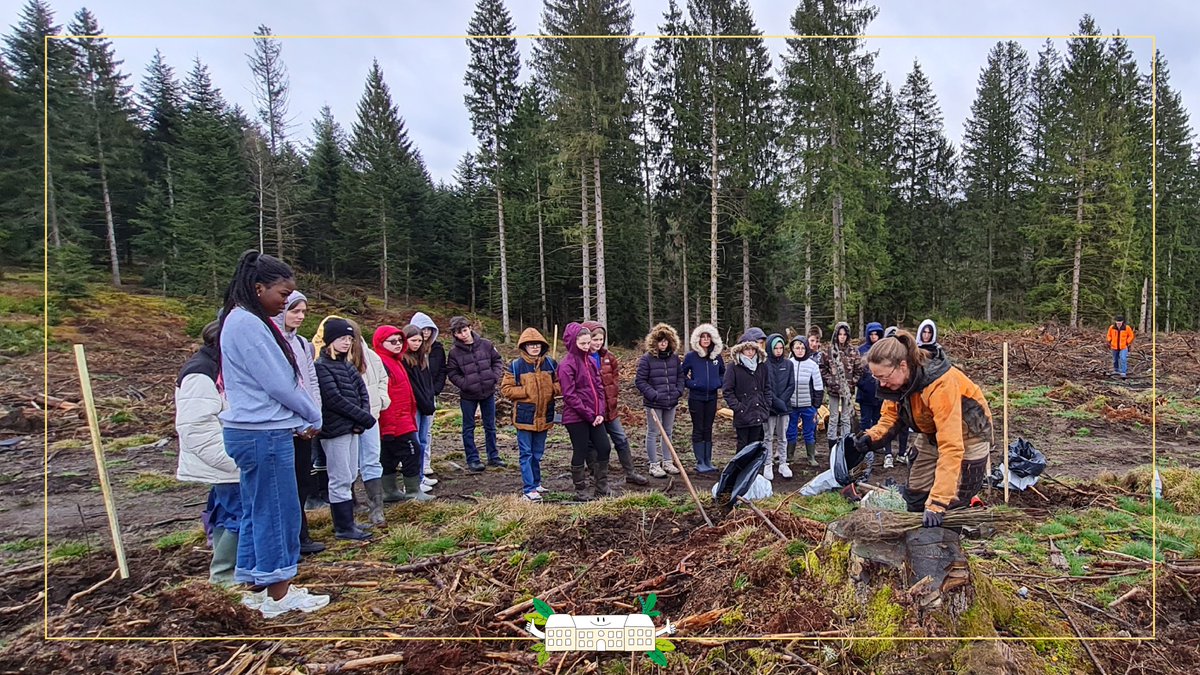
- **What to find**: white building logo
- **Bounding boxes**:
[525,613,675,652]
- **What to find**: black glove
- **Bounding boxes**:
[922,509,944,528]
[813,391,824,408]
[852,433,872,455]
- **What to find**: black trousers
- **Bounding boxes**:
[735,425,765,451]
[381,433,421,478]
[689,397,717,444]
[566,422,611,466]
[293,436,314,541]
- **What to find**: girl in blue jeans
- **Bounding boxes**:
[788,336,825,466]
[217,250,329,619]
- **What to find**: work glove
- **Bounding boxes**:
[922,509,944,528]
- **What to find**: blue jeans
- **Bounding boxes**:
[604,417,631,456]
[517,430,547,494]
[358,424,383,481]
[417,412,434,476]
[788,407,817,445]
[223,427,300,587]
[461,396,498,464]
[1113,349,1129,376]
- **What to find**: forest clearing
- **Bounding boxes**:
[1,275,1198,674]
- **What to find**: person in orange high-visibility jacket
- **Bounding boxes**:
[851,330,993,528]
[1106,315,1135,380]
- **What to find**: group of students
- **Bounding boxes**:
[174,251,457,618]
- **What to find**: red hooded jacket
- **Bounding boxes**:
[372,325,418,437]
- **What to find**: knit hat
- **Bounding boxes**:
[450,316,471,334]
[321,317,355,344]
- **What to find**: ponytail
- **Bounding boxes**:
[217,250,300,379]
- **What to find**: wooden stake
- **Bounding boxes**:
[648,409,714,527]
[552,323,559,360]
[739,496,788,542]
[1003,341,1010,505]
[74,344,129,579]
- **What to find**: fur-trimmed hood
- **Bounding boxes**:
[689,323,723,358]
[730,336,766,364]
[643,322,681,356]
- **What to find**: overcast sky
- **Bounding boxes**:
[10,0,1193,184]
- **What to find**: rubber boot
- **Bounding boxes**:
[616,446,649,485]
[403,475,435,502]
[305,468,329,511]
[208,526,238,586]
[593,461,611,499]
[364,478,387,527]
[298,510,326,555]
[570,464,593,501]
[806,442,818,467]
[330,501,371,541]
[692,443,709,474]
[380,473,404,502]
[702,441,718,474]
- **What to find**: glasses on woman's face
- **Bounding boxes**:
[873,363,904,387]
[384,337,404,345]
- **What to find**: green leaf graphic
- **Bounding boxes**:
[532,643,545,653]
[655,638,676,652]
[641,593,658,613]
[646,649,668,667]
[524,612,547,626]
[537,650,550,666]
[532,598,555,618]
[647,610,661,618]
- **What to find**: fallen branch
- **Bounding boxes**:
[1045,588,1108,675]
[494,549,614,621]
[0,591,44,615]
[1107,586,1146,609]
[298,653,405,674]
[740,496,788,542]
[65,568,120,612]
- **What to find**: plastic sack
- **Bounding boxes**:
[988,437,1047,490]
[712,441,768,512]
[715,473,774,502]
[800,435,869,496]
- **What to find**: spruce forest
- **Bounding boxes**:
[3,0,1197,342]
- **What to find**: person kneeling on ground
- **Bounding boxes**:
[853,330,994,528]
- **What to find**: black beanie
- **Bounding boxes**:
[322,318,355,344]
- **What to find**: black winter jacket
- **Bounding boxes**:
[403,359,437,417]
[765,334,796,415]
[723,341,770,429]
[428,341,448,395]
[315,355,376,438]
[447,332,503,401]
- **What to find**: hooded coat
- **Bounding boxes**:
[175,345,238,484]
[500,328,560,433]
[411,312,448,395]
[764,333,796,415]
[402,335,437,417]
[372,326,419,438]
[788,336,824,409]
[820,321,862,398]
[635,323,685,410]
[447,329,504,401]
[865,345,993,513]
[723,332,770,429]
[582,320,621,420]
[558,322,606,425]
[271,290,321,410]
[856,321,884,404]
[917,319,939,347]
[682,323,726,403]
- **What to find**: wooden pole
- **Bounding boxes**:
[739,496,788,542]
[648,410,714,527]
[1003,341,1010,505]
[74,344,130,579]
[552,324,559,361]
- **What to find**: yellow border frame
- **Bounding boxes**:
[41,32,1157,647]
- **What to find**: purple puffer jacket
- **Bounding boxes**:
[558,322,606,425]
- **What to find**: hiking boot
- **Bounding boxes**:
[883,454,895,469]
[380,474,404,503]
[487,457,508,468]
[662,458,680,475]
[616,446,649,485]
[648,462,667,479]
[402,475,435,502]
[467,460,486,473]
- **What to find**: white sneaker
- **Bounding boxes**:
[763,462,774,481]
[422,476,438,487]
[883,454,894,469]
[648,462,667,478]
[778,462,793,479]
[523,491,542,502]
[419,482,433,493]
[534,484,546,493]
[663,460,680,475]
[259,586,330,619]
[241,590,266,610]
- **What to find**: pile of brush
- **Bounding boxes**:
[835,506,1006,542]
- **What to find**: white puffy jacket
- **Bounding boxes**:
[175,373,239,484]
[362,339,391,417]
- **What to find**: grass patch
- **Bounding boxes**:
[1053,409,1099,421]
[49,541,93,563]
[1,538,41,553]
[378,524,461,564]
[612,492,672,510]
[48,438,86,452]
[1010,386,1056,410]
[155,529,204,551]
[529,551,553,571]
[1118,540,1160,562]
[791,492,855,523]
[106,434,159,453]
[1074,427,1093,437]
[0,324,47,356]
[126,472,180,493]
[109,410,139,425]
[1036,521,1070,537]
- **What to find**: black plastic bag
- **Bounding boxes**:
[713,441,768,513]
[1007,437,1047,478]
[833,434,871,486]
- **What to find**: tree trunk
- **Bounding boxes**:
[985,228,993,323]
[804,235,812,332]
[682,236,690,341]
[165,155,176,210]
[593,155,608,331]
[581,162,592,321]
[742,236,751,333]
[497,185,511,343]
[47,166,61,249]
[1166,241,1174,333]
[1138,275,1149,334]
[380,203,389,310]
[832,191,845,322]
[858,302,864,343]
[640,100,655,332]
[537,172,548,334]
[1070,161,1085,329]
[256,141,266,253]
[469,238,476,312]
[273,180,285,259]
[710,86,720,327]
[94,126,121,287]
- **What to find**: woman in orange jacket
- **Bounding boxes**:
[1106,315,1135,380]
[852,330,993,527]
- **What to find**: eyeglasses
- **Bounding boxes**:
[384,338,404,345]
[874,364,902,384]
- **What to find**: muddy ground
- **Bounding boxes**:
[1,277,1198,673]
